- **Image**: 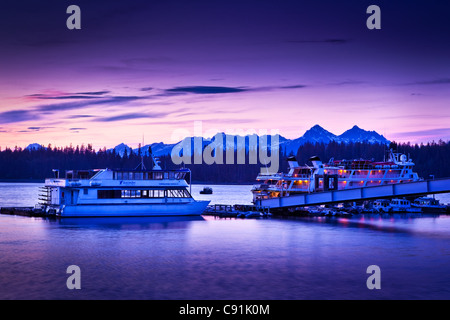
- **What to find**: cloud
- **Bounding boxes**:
[26,91,111,100]
[166,86,249,94]
[75,91,110,95]
[67,114,95,119]
[0,110,36,124]
[394,128,450,139]
[0,93,151,125]
[30,95,103,100]
[36,95,146,112]
[69,127,86,130]
[279,85,307,89]
[27,126,53,131]
[94,112,169,122]
[286,39,350,44]
[164,84,306,95]
[404,78,450,86]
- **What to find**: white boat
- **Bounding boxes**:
[37,158,209,217]
[252,149,421,203]
[412,197,448,213]
[373,198,421,213]
[372,199,392,213]
[389,198,421,213]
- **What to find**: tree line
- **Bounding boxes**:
[0,140,448,182]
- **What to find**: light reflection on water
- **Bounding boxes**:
[0,183,450,300]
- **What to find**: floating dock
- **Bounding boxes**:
[203,204,271,218]
[0,206,48,217]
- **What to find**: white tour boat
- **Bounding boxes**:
[252,149,421,203]
[38,158,209,217]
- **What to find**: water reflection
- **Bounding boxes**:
[56,215,205,230]
[282,213,450,239]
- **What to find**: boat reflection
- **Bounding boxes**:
[56,215,205,229]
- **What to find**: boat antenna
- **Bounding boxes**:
[134,135,147,170]
[141,134,146,170]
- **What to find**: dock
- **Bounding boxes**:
[203,204,271,218]
[254,177,450,210]
[0,206,49,217]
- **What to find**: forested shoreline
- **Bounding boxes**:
[0,140,448,182]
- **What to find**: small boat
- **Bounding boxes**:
[412,197,448,213]
[373,198,421,213]
[200,187,213,194]
[237,211,262,219]
[389,199,421,213]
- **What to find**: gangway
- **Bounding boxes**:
[254,178,450,209]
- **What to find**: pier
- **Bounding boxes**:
[254,177,450,209]
[203,204,271,218]
[0,206,47,217]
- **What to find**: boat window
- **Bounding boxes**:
[167,189,190,198]
[98,190,121,199]
[174,172,183,179]
[153,172,163,180]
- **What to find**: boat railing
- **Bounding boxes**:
[113,169,188,181]
[256,173,284,179]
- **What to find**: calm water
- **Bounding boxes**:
[1,182,450,300]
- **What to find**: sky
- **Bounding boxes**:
[0,0,449,149]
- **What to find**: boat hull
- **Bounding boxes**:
[58,200,210,217]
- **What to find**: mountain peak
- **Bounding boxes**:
[302,125,336,139]
[310,124,326,131]
[338,126,389,144]
[25,143,45,151]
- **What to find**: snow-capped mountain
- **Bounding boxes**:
[110,142,132,157]
[337,125,388,144]
[25,143,46,151]
[282,125,338,155]
[35,125,388,158]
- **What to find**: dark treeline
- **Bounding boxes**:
[0,140,449,182]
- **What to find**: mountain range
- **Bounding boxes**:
[25,125,389,157]
[104,125,390,157]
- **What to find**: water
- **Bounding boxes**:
[1,182,450,300]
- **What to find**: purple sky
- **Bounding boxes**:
[1,0,449,149]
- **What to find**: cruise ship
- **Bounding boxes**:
[38,158,209,217]
[252,149,421,202]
